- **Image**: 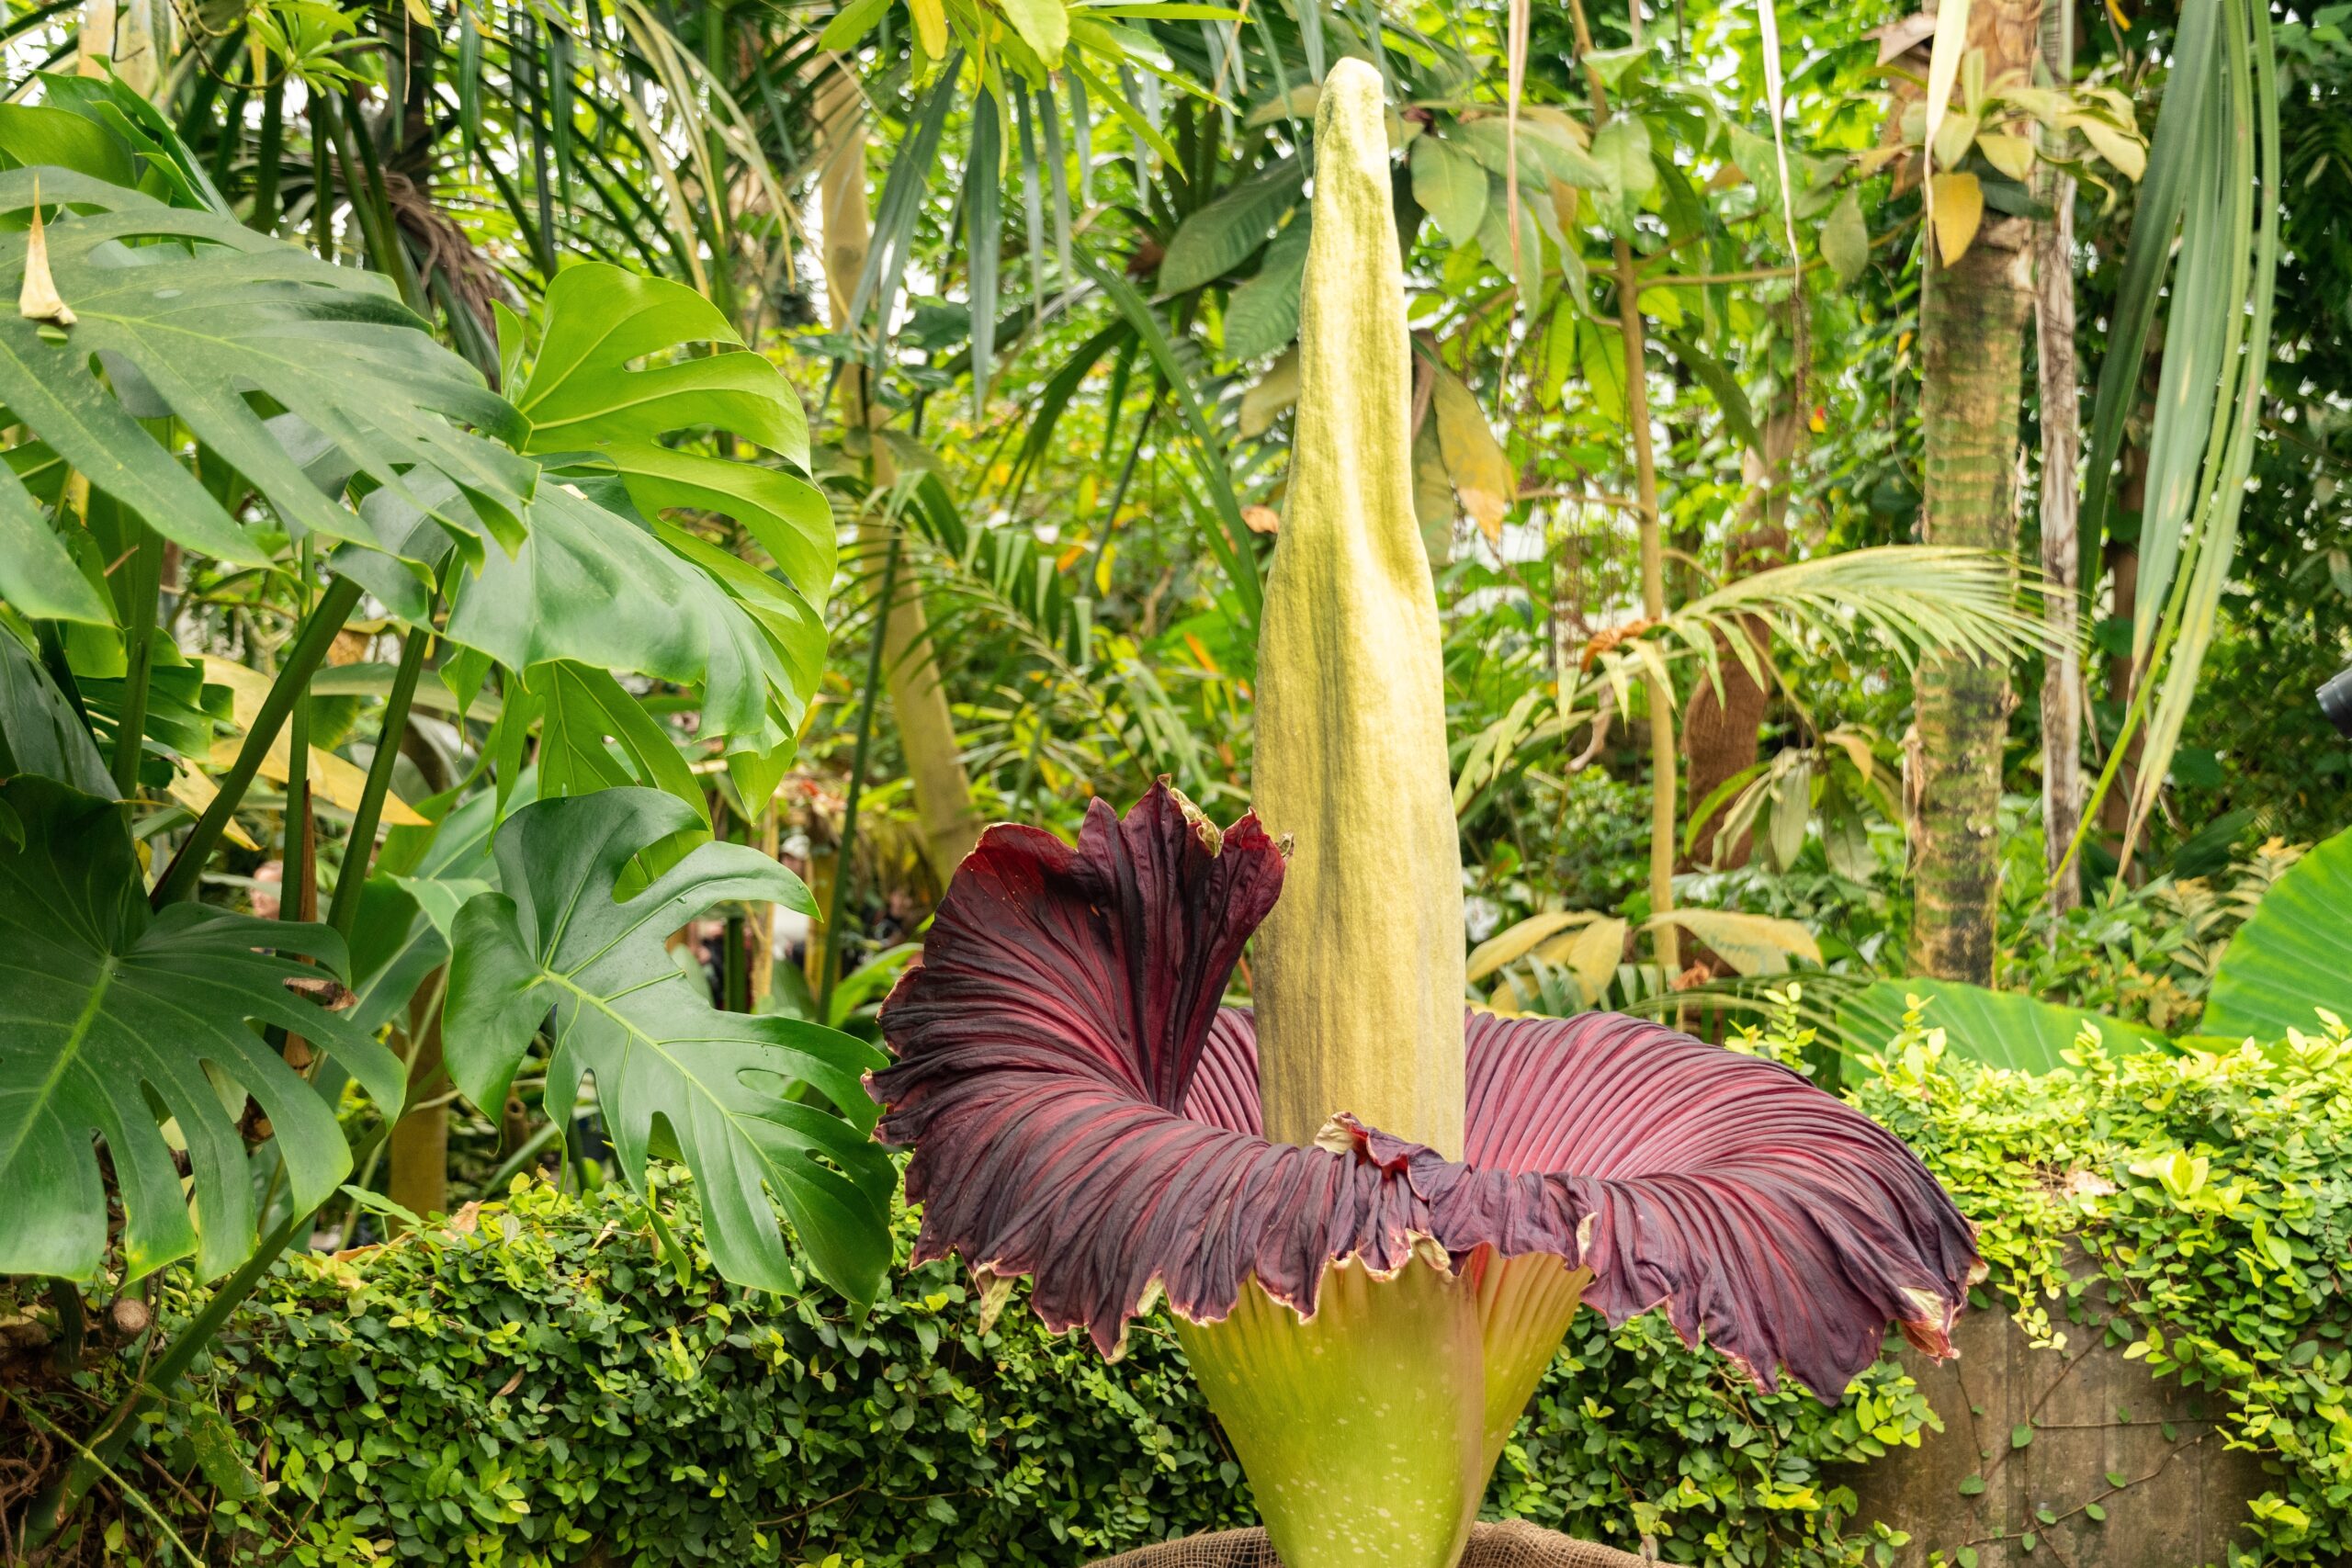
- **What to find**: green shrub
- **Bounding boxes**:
[19,1004,2352,1568]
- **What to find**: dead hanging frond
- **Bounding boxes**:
[381,173,509,336]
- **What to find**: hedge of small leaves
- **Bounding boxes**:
[22,1005,2352,1568]
[1849,1007,2352,1565]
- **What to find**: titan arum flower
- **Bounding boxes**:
[872,59,1979,1568]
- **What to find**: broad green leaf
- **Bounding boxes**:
[514,265,808,469]
[1411,134,1487,250]
[0,775,402,1280]
[0,631,112,797]
[516,660,707,819]
[2204,828,2352,1043]
[1158,155,1305,295]
[1655,332,1761,453]
[442,789,896,1303]
[0,168,530,572]
[507,264,829,738]
[1589,118,1656,230]
[356,476,795,750]
[349,779,529,1036]
[817,0,892,50]
[1431,367,1512,539]
[998,0,1069,66]
[1578,317,1628,425]
[1223,214,1311,361]
[1976,130,2036,181]
[0,460,110,624]
[1838,976,2160,1073]
[1238,346,1300,436]
[0,105,134,186]
[1474,176,1544,305]
[1821,186,1870,286]
[1467,910,1601,983]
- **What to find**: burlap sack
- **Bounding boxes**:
[1090,1520,1648,1568]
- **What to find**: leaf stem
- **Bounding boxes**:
[817,530,904,1023]
[17,1126,386,1552]
[326,623,430,940]
[151,574,364,908]
[110,518,164,802]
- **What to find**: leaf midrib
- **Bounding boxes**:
[0,953,116,1178]
[537,966,770,1153]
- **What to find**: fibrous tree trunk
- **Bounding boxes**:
[816,73,985,888]
[1684,401,1800,869]
[1908,0,2041,985]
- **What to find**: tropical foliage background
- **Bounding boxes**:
[1,0,2350,1556]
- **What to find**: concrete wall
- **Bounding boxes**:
[1843,1287,2269,1568]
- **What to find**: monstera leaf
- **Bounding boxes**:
[506,265,830,735]
[0,652,404,1279]
[0,168,533,606]
[441,789,894,1303]
[2204,827,2352,1043]
[341,474,798,755]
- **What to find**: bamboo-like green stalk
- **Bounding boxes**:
[151,574,364,908]
[250,71,284,235]
[325,624,430,940]
[817,532,904,1023]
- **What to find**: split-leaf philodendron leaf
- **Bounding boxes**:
[508,265,831,739]
[0,641,404,1281]
[442,788,895,1303]
[0,166,533,617]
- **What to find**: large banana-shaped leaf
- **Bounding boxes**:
[1838,976,2161,1074]
[0,646,403,1280]
[2204,827,2352,1043]
[441,789,894,1303]
[0,168,534,592]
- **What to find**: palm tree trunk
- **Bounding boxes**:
[816,73,985,888]
[1684,401,1799,869]
[1908,0,2041,984]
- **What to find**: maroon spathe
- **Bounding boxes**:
[871,784,1977,1400]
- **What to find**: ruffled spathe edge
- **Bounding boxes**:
[872,784,1978,1398]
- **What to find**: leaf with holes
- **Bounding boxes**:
[441,788,895,1303]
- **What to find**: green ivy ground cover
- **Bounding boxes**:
[16,1006,2352,1568]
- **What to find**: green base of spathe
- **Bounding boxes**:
[1175,1252,1590,1568]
